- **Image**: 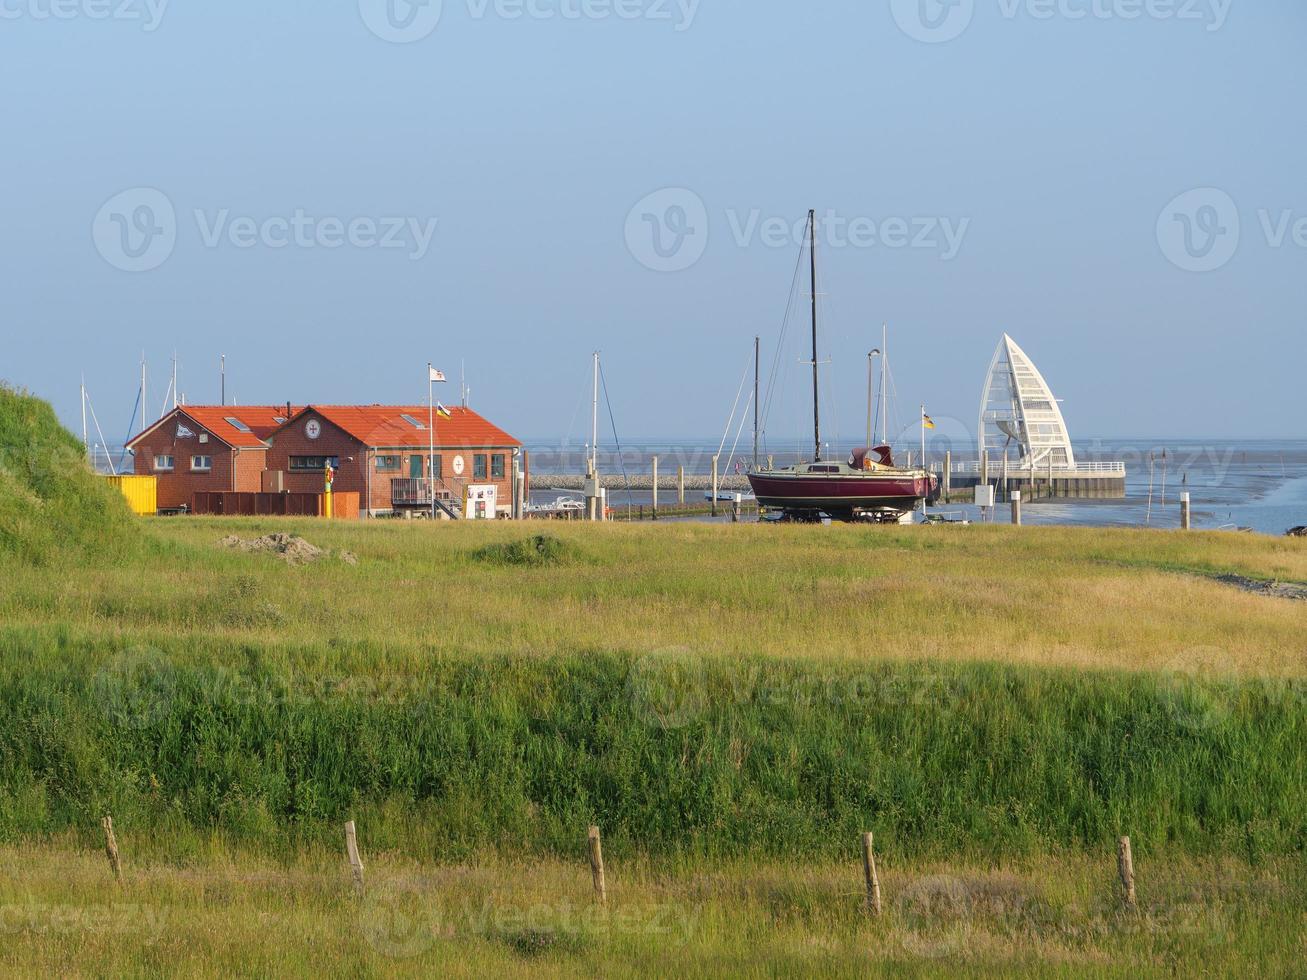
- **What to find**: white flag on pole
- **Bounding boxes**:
[429,367,447,383]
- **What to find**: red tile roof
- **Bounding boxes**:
[128,406,300,449]
[288,406,520,449]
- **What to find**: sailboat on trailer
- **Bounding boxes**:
[746,210,937,522]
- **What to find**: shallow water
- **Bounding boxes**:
[526,439,1307,536]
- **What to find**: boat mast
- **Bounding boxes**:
[880,323,889,447]
[80,374,88,458]
[590,351,599,476]
[139,353,147,435]
[753,335,760,471]
[809,209,820,462]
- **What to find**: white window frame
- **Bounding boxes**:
[191,455,213,472]
[153,455,175,472]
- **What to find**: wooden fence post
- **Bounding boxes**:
[1117,836,1136,908]
[102,815,123,883]
[587,825,606,904]
[861,832,882,916]
[345,820,365,896]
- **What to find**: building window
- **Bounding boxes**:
[473,454,488,480]
[491,454,505,479]
[375,455,401,472]
[153,455,174,472]
[191,455,213,472]
[225,417,252,433]
[290,455,339,471]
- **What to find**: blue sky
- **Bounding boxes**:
[1,0,1303,447]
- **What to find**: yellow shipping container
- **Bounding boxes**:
[105,475,157,516]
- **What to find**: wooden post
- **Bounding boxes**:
[677,466,685,505]
[1117,836,1136,908]
[587,825,606,903]
[345,820,365,896]
[1180,492,1191,531]
[651,456,659,520]
[731,493,741,523]
[101,815,122,883]
[861,832,882,916]
[1011,490,1022,526]
[944,450,952,501]
[711,455,719,517]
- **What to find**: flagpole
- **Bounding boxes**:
[920,404,926,471]
[428,363,436,520]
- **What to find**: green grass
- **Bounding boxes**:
[0,389,1304,973]
[0,384,136,563]
[0,637,1303,864]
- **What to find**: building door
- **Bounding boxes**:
[409,455,423,479]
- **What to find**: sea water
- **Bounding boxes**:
[525,439,1307,536]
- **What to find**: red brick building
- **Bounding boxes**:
[126,405,297,510]
[265,405,523,518]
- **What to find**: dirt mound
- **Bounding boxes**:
[1214,574,1307,602]
[220,532,355,566]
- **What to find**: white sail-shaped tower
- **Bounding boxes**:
[978,334,1076,470]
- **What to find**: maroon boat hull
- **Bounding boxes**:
[747,471,936,515]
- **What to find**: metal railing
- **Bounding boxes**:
[391,478,459,506]
[947,460,1126,476]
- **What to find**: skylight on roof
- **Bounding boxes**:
[226,417,251,433]
[399,414,426,429]
[273,417,287,424]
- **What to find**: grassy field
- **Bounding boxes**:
[3,845,1303,977]
[0,381,1304,975]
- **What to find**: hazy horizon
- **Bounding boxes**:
[3,2,1303,444]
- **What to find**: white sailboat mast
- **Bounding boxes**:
[880,323,889,447]
[590,351,599,475]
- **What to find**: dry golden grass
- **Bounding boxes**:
[2,518,1302,680]
[1,844,1301,978]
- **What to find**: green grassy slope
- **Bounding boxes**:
[0,384,136,563]
[0,640,1301,862]
[0,465,1301,864]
